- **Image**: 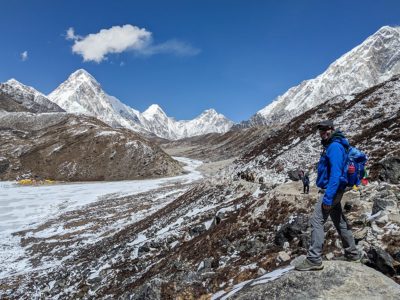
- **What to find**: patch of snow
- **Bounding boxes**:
[0,156,202,279]
[211,266,293,300]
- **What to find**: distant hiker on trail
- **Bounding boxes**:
[295,120,360,271]
[302,173,310,194]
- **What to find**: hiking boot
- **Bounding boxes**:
[295,258,324,271]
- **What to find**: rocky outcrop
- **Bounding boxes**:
[0,81,64,113]
[379,157,400,184]
[0,112,183,181]
[218,261,400,299]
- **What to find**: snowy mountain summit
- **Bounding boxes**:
[250,25,400,125]
[48,69,233,140]
[48,69,145,132]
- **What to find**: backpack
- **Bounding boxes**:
[339,146,368,188]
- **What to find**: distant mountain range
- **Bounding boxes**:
[244,25,400,126]
[0,70,234,140]
[47,69,234,140]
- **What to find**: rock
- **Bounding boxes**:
[220,261,400,299]
[277,251,291,262]
[353,228,368,242]
[341,190,361,210]
[257,268,266,276]
[283,241,290,250]
[197,257,215,272]
[376,213,389,225]
[0,157,9,174]
[189,224,206,237]
[367,247,397,276]
[372,197,397,215]
[371,222,384,235]
[325,252,335,260]
[138,244,151,255]
[289,255,306,267]
[388,214,400,224]
[378,157,400,184]
[274,215,308,247]
[287,170,302,181]
[130,278,163,300]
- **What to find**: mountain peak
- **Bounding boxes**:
[376,25,400,34]
[70,68,92,77]
[5,78,21,86]
[67,69,99,86]
[143,104,166,118]
[202,108,217,115]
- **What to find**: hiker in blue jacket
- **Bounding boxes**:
[296,120,360,271]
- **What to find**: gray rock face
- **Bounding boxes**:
[379,157,400,184]
[225,261,400,299]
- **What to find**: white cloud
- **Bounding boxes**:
[70,25,152,63]
[20,51,28,61]
[66,27,80,41]
[67,24,200,63]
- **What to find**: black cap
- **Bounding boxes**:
[317,120,334,130]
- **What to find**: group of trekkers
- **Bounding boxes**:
[295,119,368,271]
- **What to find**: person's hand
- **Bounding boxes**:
[322,203,332,211]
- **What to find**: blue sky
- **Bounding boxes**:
[1,0,400,122]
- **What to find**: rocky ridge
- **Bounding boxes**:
[0,80,64,113]
[0,112,182,181]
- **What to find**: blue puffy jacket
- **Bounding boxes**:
[316,131,348,205]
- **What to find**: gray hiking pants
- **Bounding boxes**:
[307,190,358,263]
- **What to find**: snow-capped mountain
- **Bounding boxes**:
[141,105,233,140]
[48,69,146,133]
[249,25,400,126]
[48,69,233,139]
[0,79,64,113]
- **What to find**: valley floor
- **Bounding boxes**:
[0,157,203,281]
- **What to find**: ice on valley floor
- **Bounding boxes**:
[0,156,202,279]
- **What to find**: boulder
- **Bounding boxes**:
[378,157,400,184]
[287,170,302,181]
[372,197,397,215]
[0,157,9,174]
[274,215,309,247]
[217,261,400,299]
[367,247,397,276]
